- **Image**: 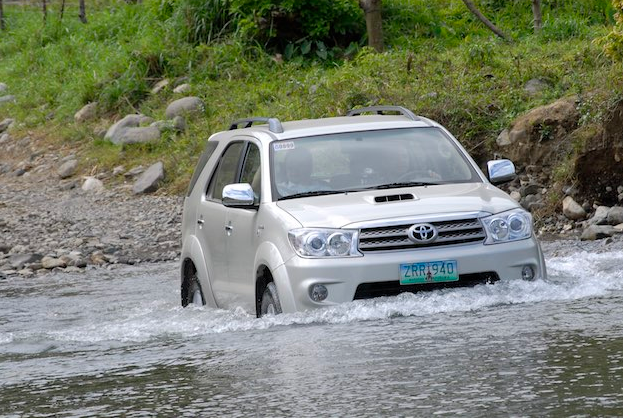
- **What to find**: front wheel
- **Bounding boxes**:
[260,282,282,316]
[182,274,205,307]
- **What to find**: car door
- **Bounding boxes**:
[197,141,244,308]
[226,142,262,312]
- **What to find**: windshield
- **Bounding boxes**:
[271,127,480,200]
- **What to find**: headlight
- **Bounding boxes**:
[482,209,533,244]
[288,228,362,258]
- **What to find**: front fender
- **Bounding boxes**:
[181,235,217,308]
[255,241,297,313]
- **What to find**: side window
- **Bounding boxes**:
[240,144,261,199]
[186,141,218,197]
[208,142,244,201]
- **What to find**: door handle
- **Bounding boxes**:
[197,219,205,225]
[225,225,233,231]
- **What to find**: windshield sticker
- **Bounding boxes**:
[273,142,295,151]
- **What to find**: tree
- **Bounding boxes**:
[532,0,542,32]
[461,0,510,41]
[79,0,87,23]
[43,0,47,23]
[359,0,384,52]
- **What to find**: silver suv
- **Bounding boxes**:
[180,106,547,316]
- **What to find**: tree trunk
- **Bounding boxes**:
[42,0,47,24]
[0,0,4,31]
[79,0,87,23]
[359,0,384,52]
[461,0,510,41]
[60,0,66,21]
[531,0,542,32]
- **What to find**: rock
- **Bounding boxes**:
[510,190,521,202]
[58,159,78,179]
[165,97,205,119]
[104,114,152,144]
[74,102,98,123]
[607,206,623,225]
[497,96,579,165]
[112,165,125,176]
[0,118,14,133]
[614,223,623,232]
[581,225,616,241]
[0,133,9,144]
[151,79,170,94]
[133,161,165,194]
[173,83,191,94]
[521,183,543,197]
[0,82,7,93]
[587,205,610,226]
[496,129,511,147]
[173,116,187,131]
[41,256,67,269]
[150,115,186,133]
[0,95,16,105]
[562,196,586,221]
[9,253,43,270]
[524,78,550,96]
[124,166,144,178]
[115,126,161,145]
[82,176,104,192]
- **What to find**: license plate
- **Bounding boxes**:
[399,260,459,285]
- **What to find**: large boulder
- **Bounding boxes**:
[114,126,161,145]
[496,96,579,165]
[165,97,205,119]
[581,225,617,241]
[104,114,154,144]
[133,162,165,194]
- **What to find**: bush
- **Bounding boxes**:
[230,0,364,50]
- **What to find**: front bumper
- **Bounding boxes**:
[274,237,546,313]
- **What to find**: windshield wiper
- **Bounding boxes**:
[367,181,440,189]
[278,190,345,200]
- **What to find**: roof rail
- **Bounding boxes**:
[346,106,419,121]
[229,117,284,134]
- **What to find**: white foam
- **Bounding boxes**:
[12,250,623,344]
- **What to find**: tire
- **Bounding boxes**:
[182,274,205,307]
[260,282,282,316]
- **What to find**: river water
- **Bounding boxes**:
[2,246,623,417]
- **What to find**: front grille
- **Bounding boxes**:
[359,218,486,252]
[353,272,499,300]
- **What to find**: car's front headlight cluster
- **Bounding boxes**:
[482,209,533,245]
[288,228,362,258]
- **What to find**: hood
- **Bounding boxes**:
[276,183,520,228]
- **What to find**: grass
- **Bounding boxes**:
[0,0,622,196]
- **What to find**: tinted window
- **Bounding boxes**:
[271,128,479,199]
[208,142,244,201]
[186,141,218,197]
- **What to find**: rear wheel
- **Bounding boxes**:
[260,282,282,316]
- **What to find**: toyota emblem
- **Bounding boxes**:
[407,223,438,244]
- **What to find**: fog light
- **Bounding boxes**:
[310,284,328,302]
[522,265,535,280]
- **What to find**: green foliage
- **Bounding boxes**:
[230,0,364,49]
[0,0,622,199]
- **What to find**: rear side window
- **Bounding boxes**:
[186,141,218,197]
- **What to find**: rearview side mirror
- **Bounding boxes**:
[487,159,516,185]
[222,183,257,208]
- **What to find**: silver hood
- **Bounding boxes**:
[276,183,520,229]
